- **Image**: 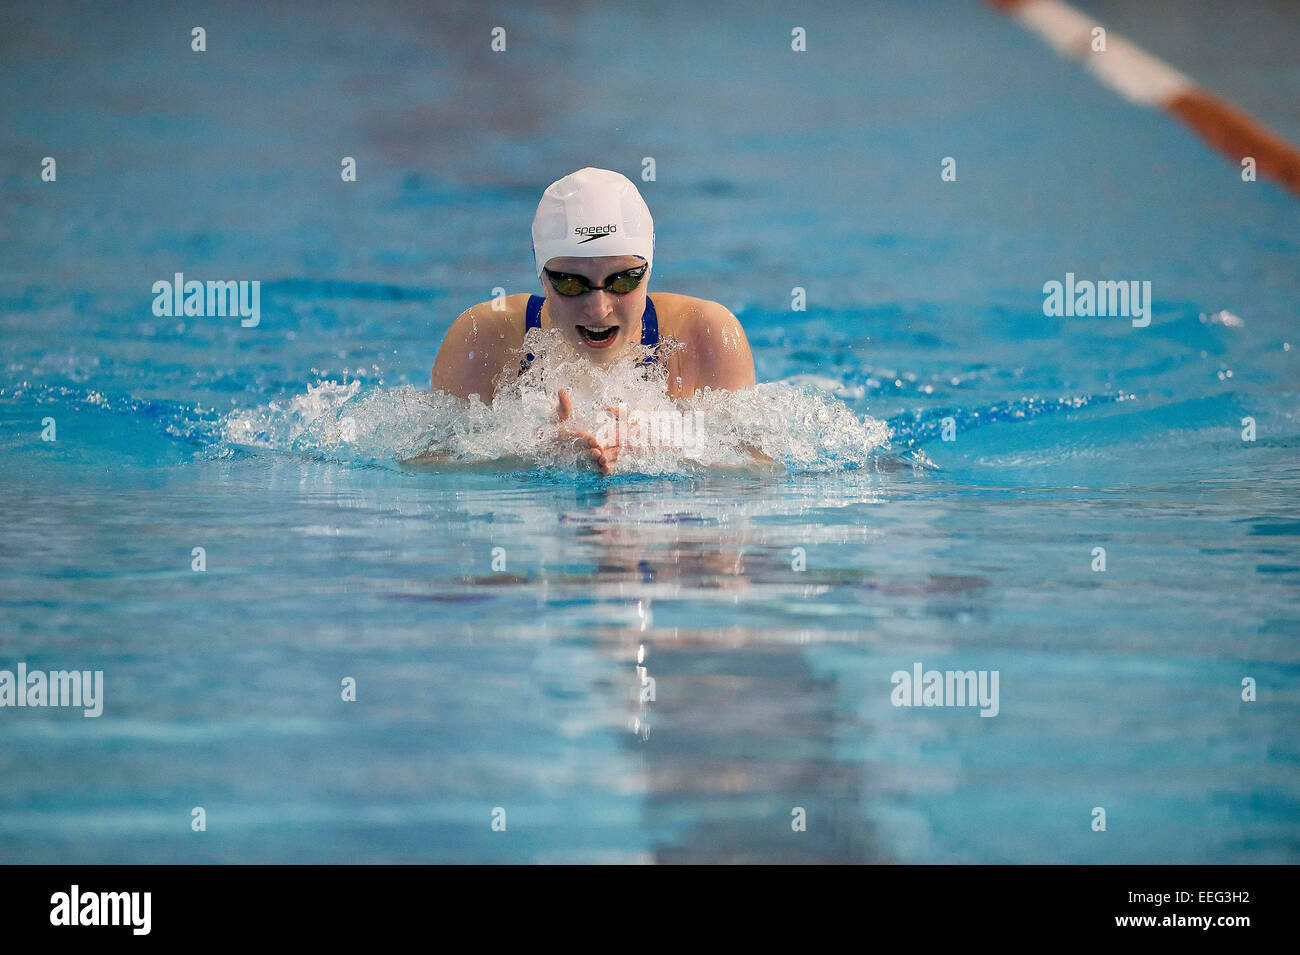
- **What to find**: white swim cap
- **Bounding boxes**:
[531,167,655,278]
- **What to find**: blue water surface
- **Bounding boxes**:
[1,0,1297,863]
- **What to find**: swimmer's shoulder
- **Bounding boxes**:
[456,293,536,343]
[652,293,748,351]
[651,293,755,393]
[652,292,741,333]
[431,294,534,399]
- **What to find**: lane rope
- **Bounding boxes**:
[989,0,1300,195]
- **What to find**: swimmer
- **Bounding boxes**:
[429,167,757,474]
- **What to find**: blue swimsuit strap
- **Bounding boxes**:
[520,295,659,372]
[640,296,660,357]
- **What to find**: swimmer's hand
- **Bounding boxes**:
[554,388,616,476]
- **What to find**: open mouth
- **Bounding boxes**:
[576,324,620,349]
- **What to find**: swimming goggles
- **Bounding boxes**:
[542,263,648,297]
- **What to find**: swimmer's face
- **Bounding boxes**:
[541,254,648,362]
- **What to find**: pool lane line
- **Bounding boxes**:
[988,0,1300,196]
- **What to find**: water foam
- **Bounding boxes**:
[220,329,892,473]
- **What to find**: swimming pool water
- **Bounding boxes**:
[1,0,1297,863]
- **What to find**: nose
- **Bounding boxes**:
[582,289,616,321]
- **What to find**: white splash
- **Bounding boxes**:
[221,329,891,473]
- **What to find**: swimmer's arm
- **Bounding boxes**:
[417,315,484,467]
[402,386,469,467]
[403,388,608,473]
[399,452,536,472]
[686,305,775,469]
[687,303,757,395]
[401,403,536,470]
[735,443,778,469]
[431,303,518,401]
[417,307,498,467]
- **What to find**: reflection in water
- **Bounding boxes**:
[244,458,999,861]
[526,477,987,863]
[219,458,996,862]
[632,632,885,863]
